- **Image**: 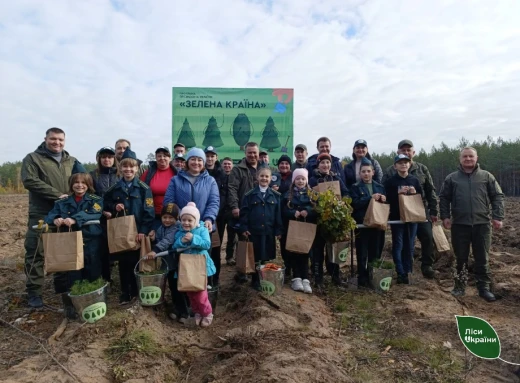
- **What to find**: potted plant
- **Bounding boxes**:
[68,278,108,323]
[134,258,169,307]
[368,260,394,293]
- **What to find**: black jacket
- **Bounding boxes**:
[383,173,423,221]
[90,167,119,197]
[343,155,383,187]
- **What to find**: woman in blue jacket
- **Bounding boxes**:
[351,159,387,287]
[45,172,103,318]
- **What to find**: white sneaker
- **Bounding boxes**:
[291,278,304,292]
[194,313,202,326]
[200,314,214,327]
[302,279,312,294]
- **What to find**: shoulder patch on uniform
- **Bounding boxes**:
[92,202,102,212]
[88,193,102,200]
[146,198,154,207]
[138,180,150,189]
[272,189,281,196]
[245,189,255,196]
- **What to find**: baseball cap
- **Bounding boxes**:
[174,153,186,161]
[259,149,268,155]
[204,146,218,155]
[98,146,116,155]
[155,146,171,155]
[295,144,307,151]
[173,142,185,149]
[394,154,411,163]
[398,139,414,148]
[354,139,367,147]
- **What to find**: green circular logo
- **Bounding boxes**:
[338,248,348,262]
[379,277,392,291]
[260,280,276,296]
[82,302,107,323]
[139,286,162,305]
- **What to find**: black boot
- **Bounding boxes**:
[478,289,496,302]
[251,273,261,291]
[61,293,78,320]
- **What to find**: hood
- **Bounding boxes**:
[35,142,70,159]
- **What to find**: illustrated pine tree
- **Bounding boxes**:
[260,116,281,152]
[177,118,196,149]
[203,116,224,148]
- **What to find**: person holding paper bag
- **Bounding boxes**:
[351,159,387,288]
[44,172,103,319]
[282,169,316,294]
[103,147,154,305]
[173,203,216,327]
[239,167,283,291]
[384,154,422,284]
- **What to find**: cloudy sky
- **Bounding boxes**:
[1,0,519,164]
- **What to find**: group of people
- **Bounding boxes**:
[20,129,505,326]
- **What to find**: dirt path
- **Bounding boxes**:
[0,194,519,382]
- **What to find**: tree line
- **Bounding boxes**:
[1,136,519,195]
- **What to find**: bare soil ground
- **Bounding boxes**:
[0,194,519,383]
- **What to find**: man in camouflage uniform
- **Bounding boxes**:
[440,147,504,302]
[382,139,438,279]
[21,127,82,308]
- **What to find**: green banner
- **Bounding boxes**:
[172,87,294,163]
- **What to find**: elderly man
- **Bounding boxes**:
[306,137,345,183]
[291,144,308,170]
[440,147,504,302]
[21,127,83,308]
[228,142,261,283]
[382,139,438,279]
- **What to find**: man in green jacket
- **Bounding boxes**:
[382,140,439,279]
[440,147,504,302]
[21,128,81,308]
[228,142,261,282]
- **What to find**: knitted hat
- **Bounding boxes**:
[186,148,206,165]
[180,202,200,223]
[278,154,292,166]
[161,203,179,218]
[292,168,308,184]
[121,147,137,160]
[316,153,332,163]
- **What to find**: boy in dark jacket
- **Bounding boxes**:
[351,159,387,287]
[104,147,155,304]
[383,154,422,284]
[239,167,283,291]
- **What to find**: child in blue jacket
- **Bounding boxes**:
[173,202,216,327]
[103,148,155,304]
[282,168,316,294]
[239,167,283,291]
[351,159,387,287]
[44,172,103,318]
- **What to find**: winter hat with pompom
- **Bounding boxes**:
[180,202,200,223]
[292,168,308,184]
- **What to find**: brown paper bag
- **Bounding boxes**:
[177,254,207,292]
[107,214,140,254]
[139,236,162,272]
[236,240,255,274]
[211,231,221,248]
[312,180,341,198]
[432,224,450,252]
[42,230,84,272]
[363,199,390,230]
[286,220,317,254]
[398,194,426,223]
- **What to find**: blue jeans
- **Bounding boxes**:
[391,223,418,276]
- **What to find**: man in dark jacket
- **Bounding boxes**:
[21,127,82,308]
[228,142,261,282]
[382,139,438,279]
[291,144,308,171]
[439,147,505,302]
[219,157,237,265]
[306,137,345,183]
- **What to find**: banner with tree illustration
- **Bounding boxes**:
[172,87,294,164]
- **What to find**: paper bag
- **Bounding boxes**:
[177,254,207,292]
[43,230,84,272]
[107,214,140,254]
[285,220,317,254]
[363,199,390,230]
[211,230,221,248]
[398,194,426,223]
[236,240,255,274]
[432,224,450,252]
[312,181,341,198]
[139,236,162,272]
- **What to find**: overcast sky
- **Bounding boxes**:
[1,0,519,164]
